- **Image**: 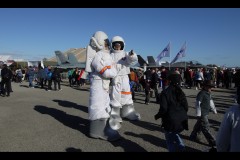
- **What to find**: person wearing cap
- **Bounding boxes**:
[154,73,189,152]
[190,80,217,147]
[216,92,240,152]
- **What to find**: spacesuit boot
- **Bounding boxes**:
[89,118,121,141]
[121,104,141,120]
[109,107,122,130]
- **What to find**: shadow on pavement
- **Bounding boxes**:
[34,105,89,137]
[53,99,88,113]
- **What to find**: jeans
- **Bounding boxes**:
[165,131,185,152]
[29,77,34,87]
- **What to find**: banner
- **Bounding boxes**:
[156,43,170,63]
[170,42,186,64]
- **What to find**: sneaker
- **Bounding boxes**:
[59,89,62,91]
[208,146,217,152]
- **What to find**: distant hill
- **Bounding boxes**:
[48,48,86,62]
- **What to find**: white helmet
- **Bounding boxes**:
[111,36,125,50]
[90,31,109,50]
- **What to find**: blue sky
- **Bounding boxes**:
[0,8,239,67]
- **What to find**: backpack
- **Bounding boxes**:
[47,72,52,80]
[55,73,61,81]
[52,72,61,81]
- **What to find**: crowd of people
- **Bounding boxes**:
[127,66,240,106]
[0,64,90,95]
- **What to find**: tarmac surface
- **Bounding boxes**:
[0,80,237,152]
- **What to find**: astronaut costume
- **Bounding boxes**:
[86,31,120,141]
[110,36,141,125]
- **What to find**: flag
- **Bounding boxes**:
[221,64,226,69]
[155,43,170,63]
[170,42,186,64]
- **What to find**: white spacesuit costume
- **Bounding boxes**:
[110,36,141,127]
[86,31,120,141]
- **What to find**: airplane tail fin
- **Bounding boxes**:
[137,55,147,66]
[147,56,157,66]
[68,53,79,64]
[55,51,69,65]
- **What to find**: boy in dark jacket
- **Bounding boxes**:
[155,73,188,152]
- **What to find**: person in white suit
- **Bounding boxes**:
[109,36,141,130]
[86,31,120,141]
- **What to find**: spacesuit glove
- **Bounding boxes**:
[128,50,134,56]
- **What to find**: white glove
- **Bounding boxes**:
[210,99,217,114]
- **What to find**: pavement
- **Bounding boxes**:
[0,80,237,152]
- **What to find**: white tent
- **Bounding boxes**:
[27,60,44,68]
[0,55,11,62]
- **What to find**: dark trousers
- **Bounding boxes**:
[151,83,159,102]
[54,80,61,90]
[145,82,151,103]
[68,77,73,87]
[47,80,52,90]
[1,79,11,96]
[44,79,47,85]
[186,79,192,88]
[73,77,80,86]
[40,78,44,88]
[190,115,216,146]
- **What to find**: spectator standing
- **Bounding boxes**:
[160,66,168,90]
[0,64,13,97]
[150,68,159,103]
[144,68,152,105]
[184,68,192,89]
[194,68,204,90]
[27,66,35,88]
[46,67,53,91]
[68,68,74,87]
[38,67,45,89]
[16,68,23,83]
[52,67,62,91]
